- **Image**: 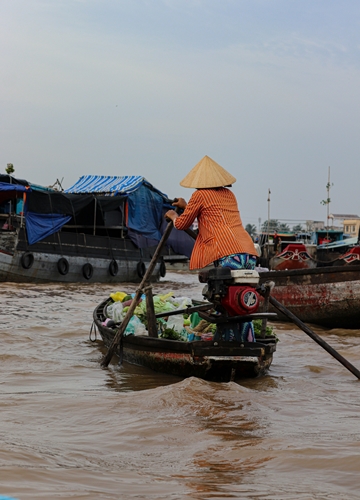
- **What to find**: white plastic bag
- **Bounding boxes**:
[166,315,185,333]
[106,301,124,322]
[169,296,193,309]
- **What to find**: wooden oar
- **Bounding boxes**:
[259,284,360,380]
[100,218,176,367]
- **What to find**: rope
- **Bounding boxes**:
[89,321,97,342]
[307,250,351,265]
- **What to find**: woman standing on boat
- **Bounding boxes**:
[165,155,258,341]
[165,155,257,270]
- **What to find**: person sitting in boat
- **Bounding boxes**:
[273,232,281,252]
[165,155,258,342]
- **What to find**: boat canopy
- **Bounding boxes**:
[64,175,163,196]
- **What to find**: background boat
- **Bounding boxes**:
[0,174,194,283]
[259,265,360,328]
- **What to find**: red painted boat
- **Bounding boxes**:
[338,246,360,264]
[259,265,360,328]
[269,243,317,271]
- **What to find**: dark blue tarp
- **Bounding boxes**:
[0,182,28,193]
[127,184,164,240]
[25,212,71,245]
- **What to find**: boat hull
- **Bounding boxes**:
[0,228,162,283]
[259,266,360,328]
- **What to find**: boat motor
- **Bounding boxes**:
[199,267,260,317]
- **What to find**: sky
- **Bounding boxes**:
[1,0,360,229]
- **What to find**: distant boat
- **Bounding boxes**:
[0,174,193,283]
[258,230,359,271]
[269,242,317,271]
[259,265,360,328]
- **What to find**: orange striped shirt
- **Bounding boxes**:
[174,188,257,270]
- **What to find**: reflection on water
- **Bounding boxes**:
[1,274,360,499]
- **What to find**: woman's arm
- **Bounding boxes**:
[168,192,201,230]
[164,197,188,223]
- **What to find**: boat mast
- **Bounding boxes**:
[327,166,331,230]
[266,188,271,261]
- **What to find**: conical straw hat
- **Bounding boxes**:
[180,155,236,188]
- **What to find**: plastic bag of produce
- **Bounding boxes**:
[106,301,124,322]
[125,315,147,336]
[170,296,193,309]
[166,316,188,341]
[110,291,128,302]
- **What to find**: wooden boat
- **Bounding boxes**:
[0,175,193,283]
[258,232,317,271]
[92,298,277,381]
[258,230,360,270]
[267,243,316,271]
[259,265,360,328]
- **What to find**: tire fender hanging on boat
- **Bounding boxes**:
[82,263,94,280]
[57,257,69,275]
[109,259,118,276]
[136,261,146,279]
[21,252,34,269]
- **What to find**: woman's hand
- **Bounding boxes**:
[172,197,187,210]
[165,210,178,222]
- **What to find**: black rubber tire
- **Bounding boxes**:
[21,252,34,269]
[82,263,94,280]
[136,261,146,279]
[109,259,118,276]
[159,259,166,278]
[57,257,69,275]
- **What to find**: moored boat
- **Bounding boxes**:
[259,265,360,328]
[0,174,193,283]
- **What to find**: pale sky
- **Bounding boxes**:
[1,0,360,229]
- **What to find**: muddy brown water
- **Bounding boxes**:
[1,272,360,499]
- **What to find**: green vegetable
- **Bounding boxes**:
[122,294,133,302]
[253,320,279,341]
[160,327,182,340]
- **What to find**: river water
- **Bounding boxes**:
[1,272,360,499]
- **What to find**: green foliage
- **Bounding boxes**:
[5,163,14,175]
[320,197,331,206]
[278,223,291,232]
[253,320,279,341]
[245,223,257,237]
[159,327,182,340]
[320,181,333,205]
[261,219,279,232]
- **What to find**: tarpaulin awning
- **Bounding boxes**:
[64,175,147,195]
[25,212,72,245]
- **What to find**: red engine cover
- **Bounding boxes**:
[220,285,260,316]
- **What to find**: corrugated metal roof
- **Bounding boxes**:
[64,175,145,194]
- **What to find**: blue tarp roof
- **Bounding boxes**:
[64,175,151,195]
[0,182,29,193]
